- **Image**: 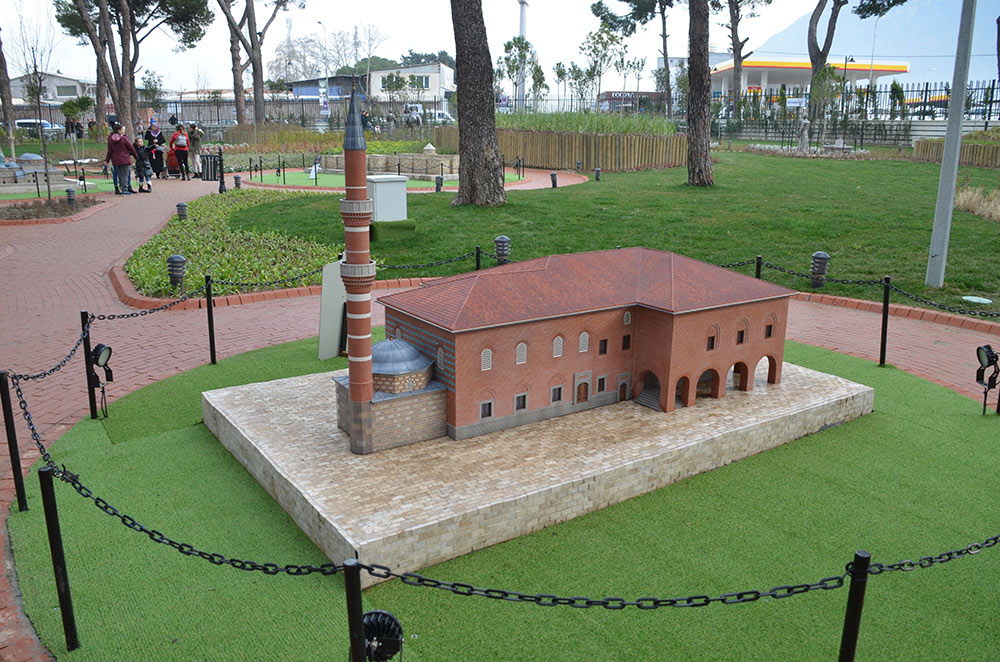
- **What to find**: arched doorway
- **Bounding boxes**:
[729,362,752,391]
[755,355,782,384]
[636,372,662,411]
[696,369,722,400]
[675,376,692,407]
[618,382,628,401]
[576,381,589,403]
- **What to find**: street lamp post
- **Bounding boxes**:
[842,55,854,133]
[867,15,881,118]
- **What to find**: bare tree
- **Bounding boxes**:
[0,28,16,161]
[711,0,772,109]
[449,0,506,206]
[359,24,387,95]
[807,0,849,119]
[225,8,250,124]
[216,0,297,125]
[687,0,714,186]
[12,12,56,199]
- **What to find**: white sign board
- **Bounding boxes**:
[318,262,348,360]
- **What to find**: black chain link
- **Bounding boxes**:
[761,260,820,281]
[889,284,1000,318]
[95,284,209,320]
[359,563,845,609]
[861,534,1000,575]
[213,265,327,289]
[10,314,94,381]
[381,251,476,270]
[9,375,58,470]
[718,258,757,269]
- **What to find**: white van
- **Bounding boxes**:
[430,110,455,124]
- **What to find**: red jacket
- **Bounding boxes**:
[169,131,189,151]
[105,133,138,166]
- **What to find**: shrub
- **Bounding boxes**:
[494,111,676,135]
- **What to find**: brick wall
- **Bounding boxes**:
[372,365,431,394]
[371,387,447,451]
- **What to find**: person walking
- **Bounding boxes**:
[105,123,138,195]
[169,124,191,180]
[144,121,166,178]
[187,122,204,178]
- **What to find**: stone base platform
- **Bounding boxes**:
[202,363,872,588]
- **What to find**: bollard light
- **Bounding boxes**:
[550,171,558,188]
[595,167,601,181]
[90,343,113,384]
[435,175,443,193]
[167,254,187,289]
[975,344,1000,415]
[576,160,582,170]
[65,188,76,207]
[494,235,511,265]
[234,174,242,189]
[176,202,188,220]
[810,251,830,288]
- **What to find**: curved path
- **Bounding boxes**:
[0,170,996,661]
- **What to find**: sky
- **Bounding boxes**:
[0,0,813,93]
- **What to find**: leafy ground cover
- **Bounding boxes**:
[223,152,1000,312]
[8,337,999,660]
[124,188,342,297]
[495,111,677,135]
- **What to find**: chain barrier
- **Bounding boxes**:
[10,314,93,382]
[94,284,209,321]
[358,562,846,609]
[888,283,1000,318]
[213,265,326,289]
[860,534,1000,575]
[717,258,757,269]
[9,375,59,470]
[381,251,477,270]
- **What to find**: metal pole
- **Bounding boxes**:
[475,245,481,271]
[39,466,80,651]
[879,276,890,367]
[838,550,872,662]
[282,157,286,185]
[755,255,763,279]
[205,275,217,365]
[81,167,86,193]
[218,147,226,194]
[81,311,97,420]
[344,558,366,662]
[926,0,978,288]
[1,370,28,511]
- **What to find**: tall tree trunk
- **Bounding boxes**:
[0,29,16,160]
[449,0,506,206]
[229,23,248,124]
[95,57,107,127]
[659,1,673,117]
[728,0,752,110]
[807,0,848,119]
[687,0,713,187]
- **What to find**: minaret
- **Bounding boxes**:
[340,80,377,452]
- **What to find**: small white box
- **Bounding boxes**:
[366,175,407,221]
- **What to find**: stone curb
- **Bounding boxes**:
[792,292,1000,337]
[0,199,114,226]
[108,264,439,311]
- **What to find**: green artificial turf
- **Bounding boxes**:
[225,153,1000,313]
[8,337,999,660]
[0,177,116,201]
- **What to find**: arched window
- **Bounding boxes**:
[481,348,492,371]
[579,332,589,353]
[553,336,563,358]
[394,327,402,340]
[623,311,632,326]
[516,342,527,364]
[437,346,445,367]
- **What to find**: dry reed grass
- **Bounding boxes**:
[955,186,1000,222]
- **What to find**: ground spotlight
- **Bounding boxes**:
[974,344,998,415]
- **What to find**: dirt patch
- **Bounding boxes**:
[0,196,103,220]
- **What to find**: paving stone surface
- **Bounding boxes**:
[0,170,996,659]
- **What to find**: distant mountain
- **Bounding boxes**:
[752,0,997,84]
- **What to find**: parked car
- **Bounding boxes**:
[429,110,455,124]
[15,119,62,140]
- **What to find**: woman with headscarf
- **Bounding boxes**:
[144,121,167,179]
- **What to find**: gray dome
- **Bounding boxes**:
[17,153,43,161]
[371,339,433,375]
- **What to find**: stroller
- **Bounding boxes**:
[165,148,181,178]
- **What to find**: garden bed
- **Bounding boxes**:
[0,195,105,220]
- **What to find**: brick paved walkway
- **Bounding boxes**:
[0,171,996,661]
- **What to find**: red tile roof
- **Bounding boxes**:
[378,247,794,332]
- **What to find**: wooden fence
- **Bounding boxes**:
[433,126,687,171]
[913,139,1000,169]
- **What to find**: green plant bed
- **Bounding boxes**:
[0,177,115,201]
[494,111,677,135]
[242,170,521,189]
[8,339,999,660]
[222,153,1000,312]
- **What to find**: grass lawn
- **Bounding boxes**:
[8,335,999,661]
[242,170,523,189]
[0,176,115,201]
[223,152,1000,312]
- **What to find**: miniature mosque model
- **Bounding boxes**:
[331,87,796,455]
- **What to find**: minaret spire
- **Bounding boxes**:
[339,77,377,452]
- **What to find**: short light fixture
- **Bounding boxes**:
[91,343,113,382]
[811,251,830,289]
[167,254,187,290]
[550,171,558,188]
[975,344,999,415]
[494,235,511,265]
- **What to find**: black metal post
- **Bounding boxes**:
[218,148,226,193]
[38,466,80,651]
[248,158,252,180]
[880,276,890,367]
[205,275,217,365]
[81,311,97,420]
[344,559,366,662]
[755,255,763,279]
[301,154,305,170]
[475,245,481,271]
[81,167,86,193]
[35,172,40,198]
[282,157,286,185]
[1,371,28,512]
[258,156,262,180]
[838,550,872,662]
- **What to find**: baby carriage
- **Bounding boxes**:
[165,148,181,178]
